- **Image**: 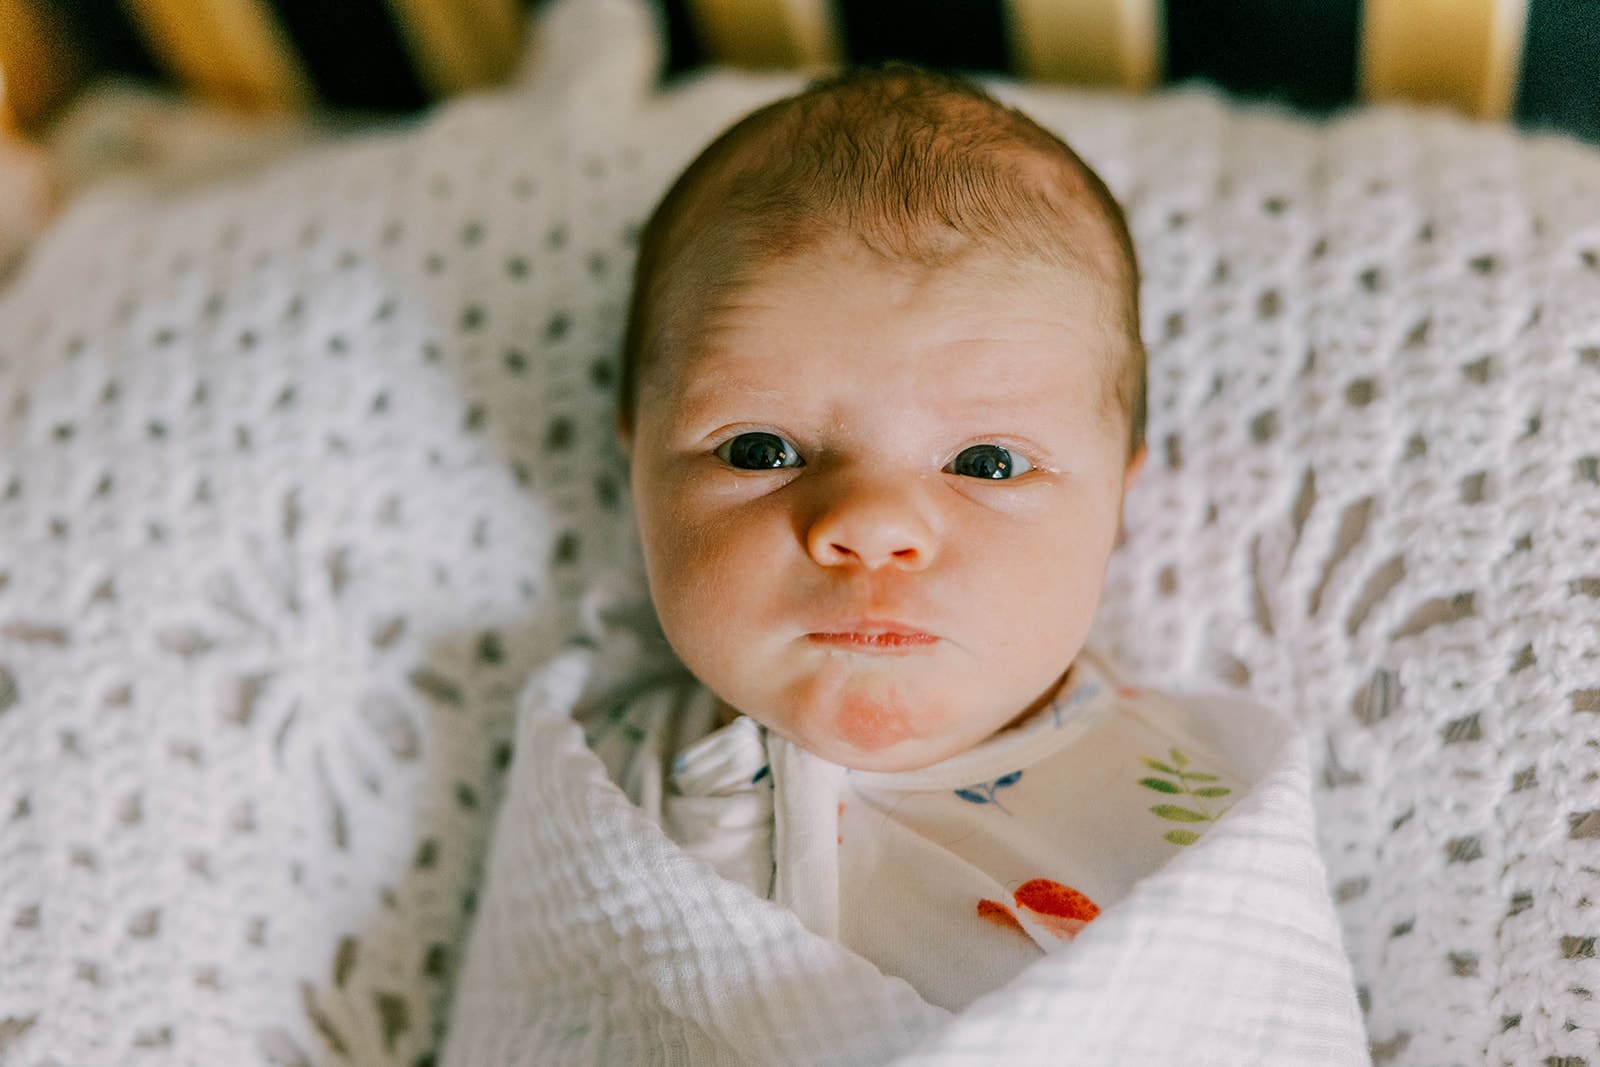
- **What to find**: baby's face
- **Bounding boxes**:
[625,239,1142,772]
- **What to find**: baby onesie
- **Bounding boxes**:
[591,647,1255,1012]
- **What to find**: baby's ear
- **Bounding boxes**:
[1113,445,1147,549]
[616,411,634,456]
[1123,444,1147,495]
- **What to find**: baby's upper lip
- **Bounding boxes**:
[809,617,937,638]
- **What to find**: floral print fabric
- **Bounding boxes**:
[610,646,1256,1012]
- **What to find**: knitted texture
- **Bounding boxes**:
[1,0,1597,1062]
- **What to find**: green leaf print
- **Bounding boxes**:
[1150,804,1209,823]
[1136,747,1234,847]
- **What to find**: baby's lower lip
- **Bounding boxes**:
[806,632,939,653]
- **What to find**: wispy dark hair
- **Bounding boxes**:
[618,62,1146,456]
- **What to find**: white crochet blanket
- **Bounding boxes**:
[2,0,1598,1064]
[441,634,1370,1066]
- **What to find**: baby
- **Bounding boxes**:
[594,63,1249,1012]
[444,62,1369,1064]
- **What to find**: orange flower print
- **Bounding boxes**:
[976,898,1030,939]
[1013,879,1100,941]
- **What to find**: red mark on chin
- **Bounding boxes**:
[977,898,1030,939]
[1013,879,1100,942]
[834,692,915,751]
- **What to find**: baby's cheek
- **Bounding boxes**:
[660,536,797,706]
[655,521,741,613]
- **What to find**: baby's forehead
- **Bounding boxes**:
[653,244,1127,418]
[678,237,1128,358]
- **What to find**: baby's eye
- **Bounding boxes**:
[946,444,1032,480]
[716,432,804,470]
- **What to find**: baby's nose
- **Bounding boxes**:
[804,479,937,571]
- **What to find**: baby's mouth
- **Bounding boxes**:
[805,620,939,654]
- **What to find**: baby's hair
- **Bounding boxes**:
[619,61,1146,457]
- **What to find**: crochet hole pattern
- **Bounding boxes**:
[0,93,651,1067]
[1083,90,1600,1067]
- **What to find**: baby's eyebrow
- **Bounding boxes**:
[945,391,1063,415]
[668,379,795,425]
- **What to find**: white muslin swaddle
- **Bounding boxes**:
[442,636,1370,1066]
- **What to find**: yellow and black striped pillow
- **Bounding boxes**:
[659,0,1600,141]
[2,0,1597,144]
[0,0,528,126]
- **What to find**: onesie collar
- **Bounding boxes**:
[843,647,1117,793]
[669,647,1118,798]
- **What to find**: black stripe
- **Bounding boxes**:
[1163,0,1361,112]
[265,0,427,109]
[660,0,708,81]
[1517,0,1600,142]
[38,0,160,79]
[836,0,1010,74]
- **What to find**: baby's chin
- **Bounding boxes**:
[708,652,1064,771]
[779,726,976,773]
[757,687,992,773]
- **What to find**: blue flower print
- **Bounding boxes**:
[954,770,1023,814]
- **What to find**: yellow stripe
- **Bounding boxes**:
[1483,0,1529,119]
[688,0,841,69]
[459,0,525,80]
[1360,0,1528,119]
[1005,0,1161,91]
[780,0,841,67]
[384,0,522,96]
[0,0,86,127]
[121,0,312,110]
